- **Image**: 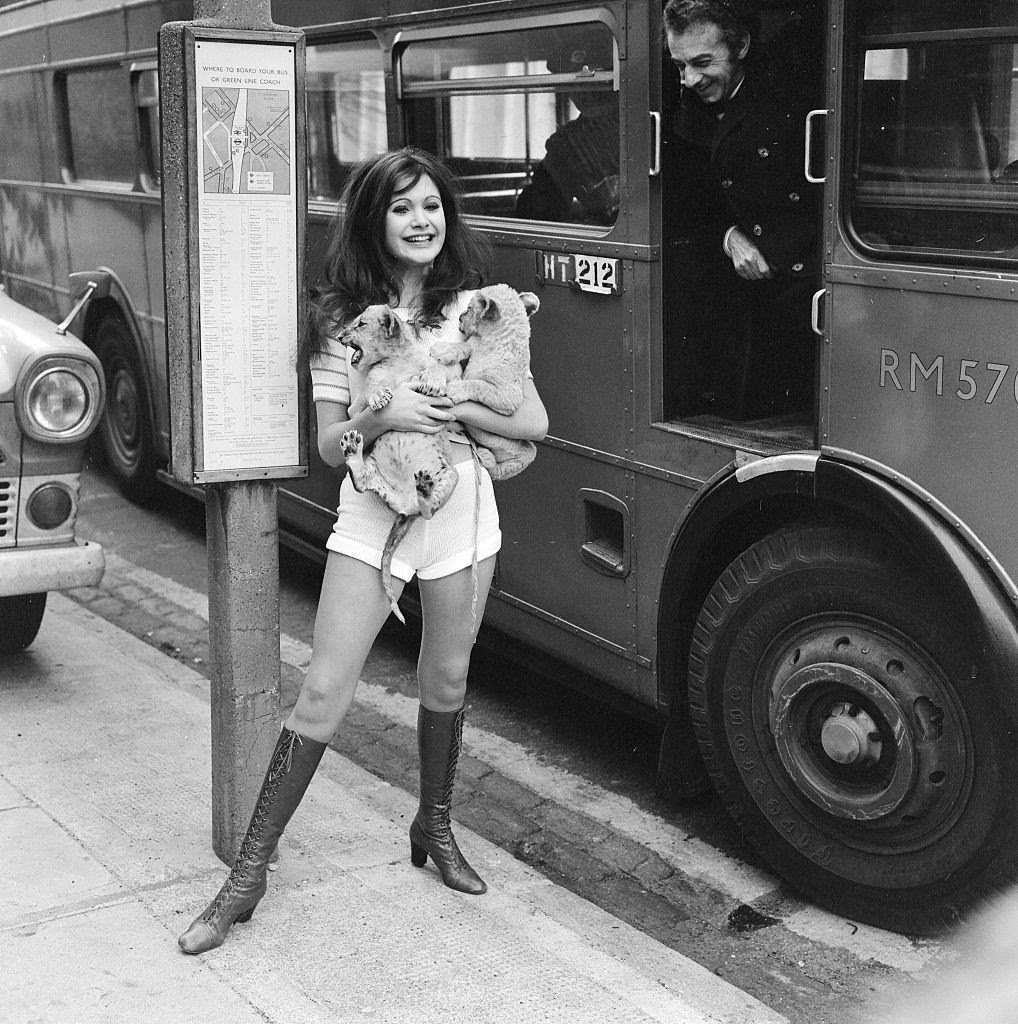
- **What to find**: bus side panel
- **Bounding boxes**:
[484,592,644,699]
[0,187,62,321]
[0,24,44,71]
[47,8,127,62]
[532,285,628,454]
[827,280,1018,585]
[127,0,191,48]
[495,444,637,666]
[633,471,697,709]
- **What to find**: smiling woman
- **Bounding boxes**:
[177,146,548,954]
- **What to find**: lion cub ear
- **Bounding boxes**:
[519,292,540,317]
[380,308,402,338]
[479,294,501,323]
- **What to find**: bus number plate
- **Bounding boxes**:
[535,250,621,295]
[573,254,619,295]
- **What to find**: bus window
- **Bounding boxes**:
[60,66,137,186]
[399,21,619,226]
[850,1,1018,262]
[306,39,386,202]
[661,2,823,441]
[134,67,160,192]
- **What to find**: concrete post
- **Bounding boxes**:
[206,481,281,862]
[160,0,304,864]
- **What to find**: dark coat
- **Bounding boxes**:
[673,58,821,280]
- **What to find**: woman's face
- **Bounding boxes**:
[384,173,447,277]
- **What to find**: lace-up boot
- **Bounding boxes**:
[409,705,487,895]
[178,726,326,954]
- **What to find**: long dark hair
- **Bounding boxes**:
[301,147,490,365]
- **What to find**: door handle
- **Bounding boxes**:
[811,287,826,338]
[804,109,827,183]
[649,111,661,177]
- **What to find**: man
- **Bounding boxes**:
[664,0,820,419]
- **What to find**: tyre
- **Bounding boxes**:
[92,312,157,501]
[0,593,47,654]
[688,524,1018,934]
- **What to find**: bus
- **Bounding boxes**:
[2,0,1018,935]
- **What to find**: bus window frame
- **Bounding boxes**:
[392,7,623,233]
[843,21,1018,269]
[303,31,389,206]
[56,60,142,192]
[131,61,160,195]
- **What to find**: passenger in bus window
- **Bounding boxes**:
[178,148,548,956]
[663,0,821,419]
[516,43,620,226]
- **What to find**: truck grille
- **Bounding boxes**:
[0,478,14,547]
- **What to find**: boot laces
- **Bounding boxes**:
[203,730,301,922]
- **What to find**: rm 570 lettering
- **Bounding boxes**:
[880,349,1018,403]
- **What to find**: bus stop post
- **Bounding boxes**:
[159,0,308,863]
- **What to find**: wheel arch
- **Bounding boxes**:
[77,270,158,443]
[655,451,1018,788]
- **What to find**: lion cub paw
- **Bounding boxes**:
[341,430,363,457]
[367,386,393,411]
[415,468,436,500]
[444,380,467,403]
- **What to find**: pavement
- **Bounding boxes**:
[0,590,792,1024]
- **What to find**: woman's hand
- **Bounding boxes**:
[375,379,455,434]
[314,381,456,467]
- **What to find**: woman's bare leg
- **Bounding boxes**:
[285,551,403,742]
[416,555,497,711]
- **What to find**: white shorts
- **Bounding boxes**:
[326,457,501,582]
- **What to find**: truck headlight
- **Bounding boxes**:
[18,358,103,443]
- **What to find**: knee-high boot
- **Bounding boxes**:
[178,726,326,954]
[409,705,487,895]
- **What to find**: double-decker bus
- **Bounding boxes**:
[3,0,1018,934]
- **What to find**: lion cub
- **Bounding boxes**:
[431,283,540,481]
[337,305,459,622]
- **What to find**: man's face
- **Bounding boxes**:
[666,21,749,106]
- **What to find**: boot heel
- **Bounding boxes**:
[410,840,428,867]
[236,905,257,924]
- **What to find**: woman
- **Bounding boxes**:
[178,148,548,954]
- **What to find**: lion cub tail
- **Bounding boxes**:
[381,514,414,623]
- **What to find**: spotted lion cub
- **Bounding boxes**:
[337,305,459,622]
[431,284,540,481]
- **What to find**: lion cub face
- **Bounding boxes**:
[457,285,539,348]
[339,305,413,370]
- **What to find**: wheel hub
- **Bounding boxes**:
[771,661,917,821]
[820,702,882,766]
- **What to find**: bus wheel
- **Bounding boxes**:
[0,593,47,654]
[92,312,157,501]
[688,524,1016,934]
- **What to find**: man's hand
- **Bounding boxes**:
[727,227,773,280]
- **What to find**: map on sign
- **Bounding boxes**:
[202,87,291,195]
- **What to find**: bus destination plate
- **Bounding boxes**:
[535,251,621,295]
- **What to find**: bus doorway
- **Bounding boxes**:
[661,1,824,448]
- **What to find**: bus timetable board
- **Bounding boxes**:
[161,24,308,484]
[192,38,301,479]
